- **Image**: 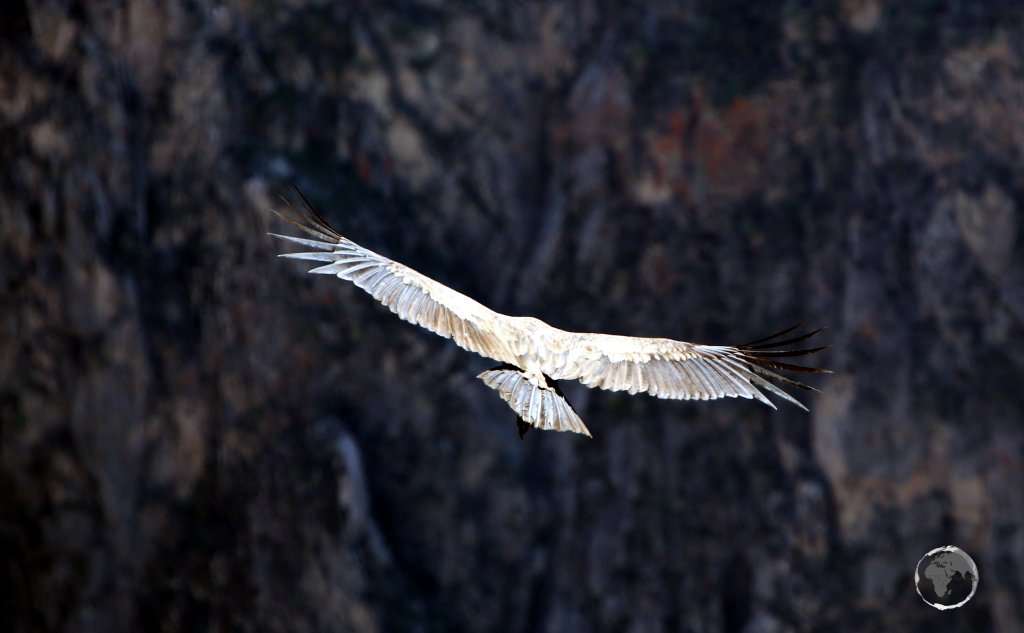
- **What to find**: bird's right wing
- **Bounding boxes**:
[562,325,828,410]
[270,190,519,365]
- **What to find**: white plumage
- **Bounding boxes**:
[271,190,828,438]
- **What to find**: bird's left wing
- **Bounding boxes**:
[562,324,828,410]
[269,190,518,364]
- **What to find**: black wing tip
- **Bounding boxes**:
[736,324,830,407]
[738,324,826,351]
[271,185,345,243]
[742,344,829,358]
[737,322,803,347]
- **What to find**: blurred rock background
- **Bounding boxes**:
[2,1,1023,631]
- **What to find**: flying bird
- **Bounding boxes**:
[271,190,828,438]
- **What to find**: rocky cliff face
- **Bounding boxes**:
[2,1,1022,631]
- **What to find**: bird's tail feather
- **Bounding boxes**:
[478,366,592,438]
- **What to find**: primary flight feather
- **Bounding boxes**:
[271,189,828,438]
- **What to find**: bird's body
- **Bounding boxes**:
[271,190,828,438]
[496,316,572,380]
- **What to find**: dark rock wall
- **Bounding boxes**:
[2,1,1023,631]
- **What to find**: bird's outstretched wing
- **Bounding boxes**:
[561,324,828,410]
[270,189,518,364]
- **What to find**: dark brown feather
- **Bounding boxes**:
[272,187,344,243]
[735,325,830,395]
[742,345,829,358]
[736,322,803,347]
[740,328,825,351]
